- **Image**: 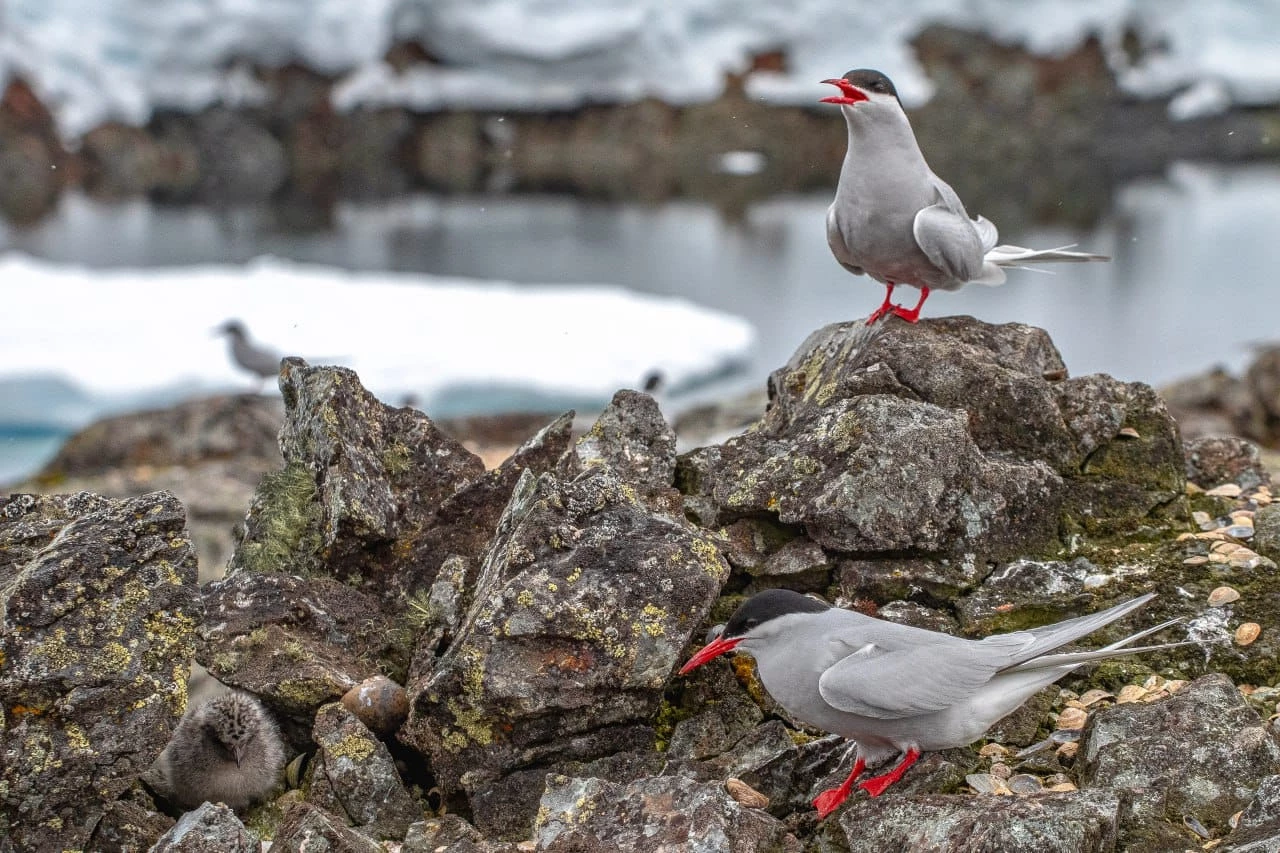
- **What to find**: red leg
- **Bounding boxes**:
[865,282,896,325]
[858,748,920,797]
[891,287,930,323]
[812,756,865,819]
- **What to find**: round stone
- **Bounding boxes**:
[341,675,410,736]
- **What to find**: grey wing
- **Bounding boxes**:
[817,639,1012,720]
[826,204,864,276]
[912,202,985,283]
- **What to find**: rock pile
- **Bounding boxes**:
[2,316,1278,852]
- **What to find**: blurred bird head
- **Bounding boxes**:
[214,319,248,340]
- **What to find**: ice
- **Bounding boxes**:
[4,1,1280,138]
[0,253,755,426]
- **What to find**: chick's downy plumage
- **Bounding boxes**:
[154,691,285,812]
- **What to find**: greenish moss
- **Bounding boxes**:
[236,462,324,575]
[651,698,696,752]
[326,733,375,761]
[381,442,413,477]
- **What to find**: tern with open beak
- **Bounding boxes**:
[821,69,1108,324]
[680,589,1185,819]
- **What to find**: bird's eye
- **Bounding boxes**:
[744,618,759,630]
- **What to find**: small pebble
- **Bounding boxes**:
[965,773,1011,795]
[989,762,1012,780]
[1226,525,1255,539]
[1208,586,1240,606]
[1192,511,1214,529]
[1056,707,1089,730]
[1007,774,1043,795]
[1076,689,1113,707]
[1183,813,1212,839]
[341,675,409,736]
[1117,685,1148,704]
[1044,773,1073,787]
[725,777,770,809]
[1046,781,1078,793]
[1206,483,1243,498]
[1235,623,1261,647]
[978,743,1009,758]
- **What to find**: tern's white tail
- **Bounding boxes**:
[971,243,1109,286]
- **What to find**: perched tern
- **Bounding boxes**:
[821,69,1108,324]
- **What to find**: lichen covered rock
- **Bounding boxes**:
[824,789,1120,853]
[1078,673,1280,844]
[678,317,1186,563]
[0,491,198,852]
[533,773,801,852]
[401,404,729,836]
[306,703,421,840]
[270,802,384,852]
[148,802,258,853]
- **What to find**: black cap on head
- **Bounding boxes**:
[722,589,830,639]
[842,69,898,100]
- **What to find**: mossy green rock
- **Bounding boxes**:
[0,491,198,853]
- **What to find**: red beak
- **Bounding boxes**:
[820,78,869,105]
[679,635,742,675]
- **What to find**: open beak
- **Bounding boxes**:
[679,635,742,675]
[820,78,869,105]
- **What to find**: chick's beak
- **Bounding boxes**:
[233,745,244,767]
[679,635,742,675]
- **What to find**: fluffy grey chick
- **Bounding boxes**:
[215,319,282,389]
[154,691,286,812]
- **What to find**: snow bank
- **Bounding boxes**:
[0,253,755,423]
[2,0,1279,138]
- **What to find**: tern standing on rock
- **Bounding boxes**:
[821,69,1109,324]
[681,589,1187,819]
[215,319,281,390]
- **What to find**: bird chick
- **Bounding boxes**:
[215,319,281,390]
[153,691,286,812]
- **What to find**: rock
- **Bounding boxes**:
[230,362,565,611]
[1078,673,1280,843]
[1254,504,1280,563]
[197,572,402,737]
[955,557,1102,634]
[86,790,175,852]
[400,450,729,837]
[20,394,285,583]
[148,802,258,852]
[0,79,64,223]
[38,395,282,479]
[533,774,801,852]
[306,703,422,840]
[1185,435,1271,490]
[559,389,680,512]
[340,675,410,737]
[191,108,288,202]
[270,802,384,852]
[0,491,198,853]
[678,318,1185,565]
[873,600,959,634]
[402,814,485,851]
[823,790,1120,852]
[1219,774,1280,852]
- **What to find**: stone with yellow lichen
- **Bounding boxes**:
[0,490,198,853]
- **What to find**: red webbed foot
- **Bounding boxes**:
[857,748,920,797]
[812,756,865,819]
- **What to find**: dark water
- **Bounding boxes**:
[2,161,1278,480]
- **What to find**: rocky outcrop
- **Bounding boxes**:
[5,315,1280,851]
[400,392,729,838]
[0,491,199,853]
[680,318,1185,565]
